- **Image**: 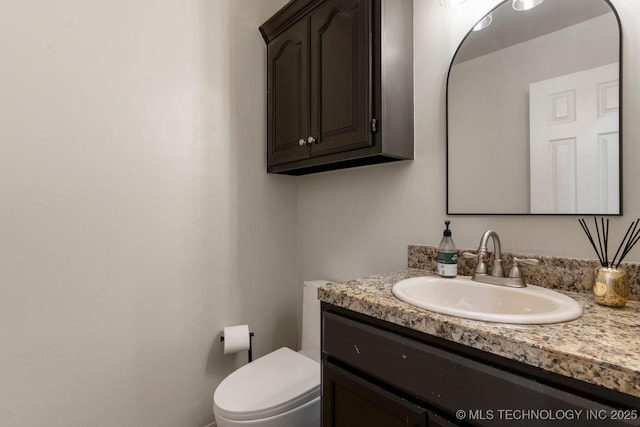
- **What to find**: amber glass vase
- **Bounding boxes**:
[593,267,629,307]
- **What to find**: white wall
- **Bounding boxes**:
[298,0,640,282]
[0,0,291,426]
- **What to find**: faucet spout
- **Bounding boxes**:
[477,230,503,277]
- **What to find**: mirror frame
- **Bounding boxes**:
[445,0,623,216]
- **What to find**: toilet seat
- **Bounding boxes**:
[213,347,320,422]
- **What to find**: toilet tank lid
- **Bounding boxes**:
[213,347,320,421]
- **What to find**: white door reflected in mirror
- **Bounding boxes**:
[529,63,619,214]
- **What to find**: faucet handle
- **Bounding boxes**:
[463,252,488,275]
[513,257,540,266]
[508,257,540,279]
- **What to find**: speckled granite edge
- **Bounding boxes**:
[408,244,640,301]
[318,270,640,399]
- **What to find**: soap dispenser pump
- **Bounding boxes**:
[437,220,458,278]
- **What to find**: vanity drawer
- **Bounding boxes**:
[322,311,638,426]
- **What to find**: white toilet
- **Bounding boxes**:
[213,280,329,427]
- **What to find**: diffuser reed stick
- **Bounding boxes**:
[579,218,604,266]
[579,217,640,268]
[615,221,640,268]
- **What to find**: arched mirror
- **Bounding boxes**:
[446,0,621,215]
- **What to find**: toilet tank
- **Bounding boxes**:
[301,280,331,363]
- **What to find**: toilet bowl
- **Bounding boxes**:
[213,280,329,427]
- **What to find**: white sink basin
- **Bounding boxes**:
[392,276,582,324]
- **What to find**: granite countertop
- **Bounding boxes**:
[318,269,640,399]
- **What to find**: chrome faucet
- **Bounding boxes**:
[464,230,539,288]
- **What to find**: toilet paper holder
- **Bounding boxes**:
[220,331,255,363]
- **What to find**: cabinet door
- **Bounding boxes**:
[322,362,427,427]
[310,0,373,156]
[267,18,310,167]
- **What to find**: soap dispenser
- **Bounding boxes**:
[437,220,458,278]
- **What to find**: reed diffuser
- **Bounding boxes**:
[579,217,639,307]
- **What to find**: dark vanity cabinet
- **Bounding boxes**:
[322,362,430,427]
[321,304,640,427]
[259,0,413,175]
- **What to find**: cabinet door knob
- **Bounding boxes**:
[307,136,317,144]
[298,138,306,146]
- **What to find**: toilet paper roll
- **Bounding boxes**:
[223,324,251,354]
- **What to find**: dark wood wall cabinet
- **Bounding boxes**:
[322,304,640,427]
[259,0,413,175]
